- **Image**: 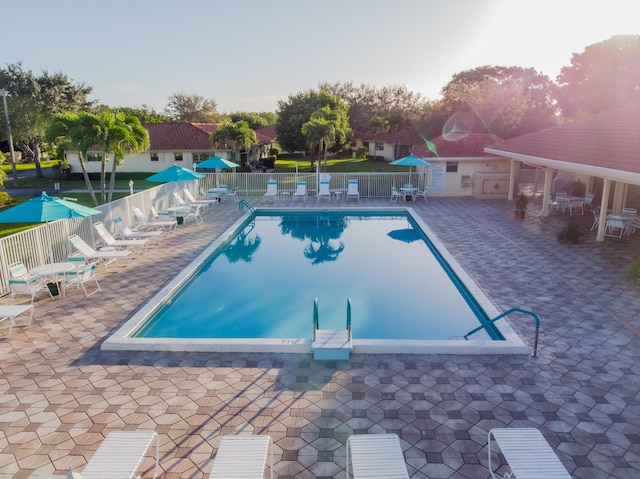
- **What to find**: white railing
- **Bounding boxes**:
[0,172,414,296]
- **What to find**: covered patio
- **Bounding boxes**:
[486,103,640,241]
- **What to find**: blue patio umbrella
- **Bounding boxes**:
[0,192,101,222]
[146,164,205,183]
[195,156,240,170]
[0,192,102,262]
[389,154,432,185]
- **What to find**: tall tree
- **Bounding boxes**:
[0,63,92,177]
[210,120,257,166]
[439,66,557,138]
[276,90,350,154]
[301,105,351,169]
[165,92,221,122]
[45,112,101,205]
[96,105,171,124]
[556,35,640,119]
[93,111,150,203]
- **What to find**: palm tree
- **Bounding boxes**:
[301,105,351,171]
[95,111,149,203]
[210,120,257,167]
[45,112,100,205]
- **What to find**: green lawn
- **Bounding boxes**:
[273,157,402,173]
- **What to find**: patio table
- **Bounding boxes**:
[30,262,75,297]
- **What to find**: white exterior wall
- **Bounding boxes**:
[66,150,231,174]
[426,157,510,197]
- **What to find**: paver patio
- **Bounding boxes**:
[1,196,639,479]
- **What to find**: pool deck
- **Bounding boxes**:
[2,196,639,479]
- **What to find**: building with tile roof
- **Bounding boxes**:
[485,102,640,240]
[65,123,278,173]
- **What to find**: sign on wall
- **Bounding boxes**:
[429,165,446,190]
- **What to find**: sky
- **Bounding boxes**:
[3,0,639,114]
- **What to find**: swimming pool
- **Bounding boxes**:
[103,207,528,355]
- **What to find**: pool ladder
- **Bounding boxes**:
[238,199,255,213]
[464,307,540,357]
[311,298,353,360]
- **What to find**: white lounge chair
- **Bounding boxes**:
[72,430,159,479]
[317,181,331,202]
[346,434,408,479]
[68,234,130,271]
[94,221,148,252]
[0,304,34,338]
[263,180,278,201]
[133,207,177,232]
[488,428,571,479]
[113,217,163,240]
[292,181,307,201]
[209,435,273,479]
[183,188,218,209]
[64,263,101,297]
[346,180,360,202]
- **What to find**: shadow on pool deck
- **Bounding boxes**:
[2,195,640,479]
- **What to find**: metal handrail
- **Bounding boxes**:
[346,298,352,340]
[238,199,255,213]
[464,307,540,357]
[313,297,319,340]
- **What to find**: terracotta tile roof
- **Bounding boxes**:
[143,123,215,151]
[484,103,640,174]
[143,123,278,151]
[413,133,503,158]
[255,125,277,144]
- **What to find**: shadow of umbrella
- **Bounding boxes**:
[387,228,420,243]
[280,215,348,265]
[0,192,101,262]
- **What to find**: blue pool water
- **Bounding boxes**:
[133,211,500,341]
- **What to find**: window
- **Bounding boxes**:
[174,153,183,162]
[375,142,384,151]
[87,153,102,162]
[150,153,159,162]
[193,153,210,162]
[446,161,458,172]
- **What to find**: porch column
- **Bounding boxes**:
[508,159,520,201]
[539,167,554,217]
[596,178,612,242]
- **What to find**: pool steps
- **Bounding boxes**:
[311,298,353,360]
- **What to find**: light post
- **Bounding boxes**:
[129,179,134,196]
[0,89,18,186]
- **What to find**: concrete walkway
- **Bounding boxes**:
[1,196,639,479]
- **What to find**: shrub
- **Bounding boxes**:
[626,257,640,281]
[0,192,13,206]
[557,221,582,243]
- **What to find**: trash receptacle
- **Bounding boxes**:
[47,282,60,296]
[176,216,184,225]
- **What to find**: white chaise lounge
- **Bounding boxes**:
[64,430,160,479]
[488,428,571,479]
[209,435,273,479]
[346,434,409,479]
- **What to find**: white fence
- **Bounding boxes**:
[0,172,420,296]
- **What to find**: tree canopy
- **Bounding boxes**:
[556,34,640,119]
[229,111,277,130]
[438,65,558,139]
[0,62,93,178]
[276,90,351,153]
[210,120,257,166]
[165,92,221,122]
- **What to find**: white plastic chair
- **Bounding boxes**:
[569,199,584,216]
[8,277,53,304]
[185,204,204,225]
[225,186,240,201]
[317,181,331,201]
[390,187,403,202]
[263,180,278,201]
[292,181,307,201]
[347,180,360,202]
[604,216,626,238]
[65,263,101,297]
[590,207,601,231]
[414,186,428,201]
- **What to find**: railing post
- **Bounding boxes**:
[346,298,352,340]
[313,298,319,341]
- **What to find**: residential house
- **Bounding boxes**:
[64,123,277,173]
